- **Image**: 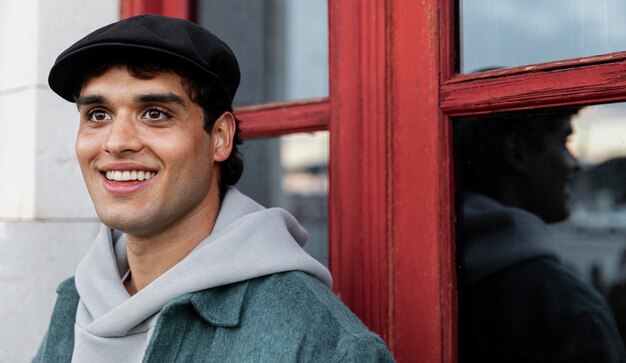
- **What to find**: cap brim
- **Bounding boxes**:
[48,42,226,102]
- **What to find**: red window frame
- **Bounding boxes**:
[120,0,454,361]
[124,0,626,361]
[118,0,454,362]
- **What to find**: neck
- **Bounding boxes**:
[472,175,522,210]
[123,188,221,295]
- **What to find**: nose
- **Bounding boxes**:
[103,116,142,155]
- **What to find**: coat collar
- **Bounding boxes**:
[166,279,251,328]
[60,275,251,328]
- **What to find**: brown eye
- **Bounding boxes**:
[88,110,111,122]
[143,109,169,120]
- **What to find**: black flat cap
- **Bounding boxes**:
[48,14,240,103]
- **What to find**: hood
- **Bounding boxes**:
[460,192,559,287]
[74,188,331,338]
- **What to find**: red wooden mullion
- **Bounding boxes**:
[439,1,459,361]
[236,98,330,138]
[387,0,456,361]
[121,0,189,19]
[328,0,390,343]
[442,52,626,117]
[161,0,189,19]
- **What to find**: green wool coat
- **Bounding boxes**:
[34,271,395,362]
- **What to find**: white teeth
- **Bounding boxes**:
[105,170,155,181]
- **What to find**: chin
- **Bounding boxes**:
[97,211,148,235]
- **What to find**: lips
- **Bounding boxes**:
[99,163,158,196]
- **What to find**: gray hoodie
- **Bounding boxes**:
[71,188,331,363]
[461,192,560,287]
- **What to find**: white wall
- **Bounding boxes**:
[0,1,118,361]
[0,0,38,218]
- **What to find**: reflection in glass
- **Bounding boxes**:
[454,106,626,361]
[236,132,329,266]
[461,0,626,73]
[553,104,626,352]
[195,0,328,106]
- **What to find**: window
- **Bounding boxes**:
[122,0,333,267]
[454,105,626,360]
[194,0,330,267]
[461,0,626,73]
[120,0,398,352]
[237,132,329,266]
[195,0,328,105]
[454,0,626,361]
[115,0,626,360]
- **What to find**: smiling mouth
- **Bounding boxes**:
[104,170,157,181]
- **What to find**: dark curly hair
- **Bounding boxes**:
[73,55,243,200]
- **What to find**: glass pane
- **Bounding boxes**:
[195,0,328,106]
[460,0,626,73]
[236,132,329,266]
[454,104,626,361]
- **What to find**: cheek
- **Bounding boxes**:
[160,134,213,174]
[183,129,213,160]
[75,135,94,167]
[185,144,214,177]
[75,132,103,183]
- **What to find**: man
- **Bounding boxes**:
[456,109,626,362]
[35,15,393,362]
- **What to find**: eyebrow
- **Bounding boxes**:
[75,95,109,106]
[134,93,185,106]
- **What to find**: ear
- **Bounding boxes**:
[211,112,236,162]
[502,134,531,174]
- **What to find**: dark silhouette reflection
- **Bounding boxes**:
[610,251,626,344]
[455,108,626,363]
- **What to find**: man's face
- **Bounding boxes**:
[521,118,579,223]
[75,66,220,238]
